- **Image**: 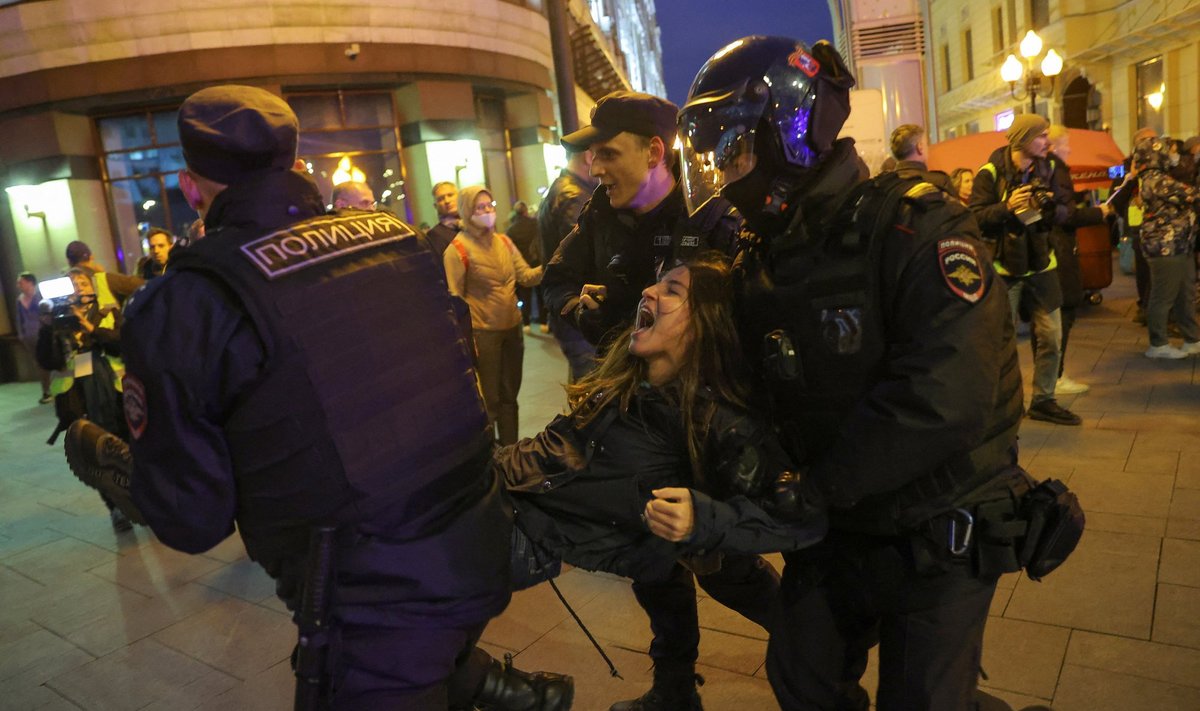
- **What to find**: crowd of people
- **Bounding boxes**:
[9,35,1112,711]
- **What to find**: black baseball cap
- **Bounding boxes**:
[178,85,299,185]
[561,90,679,150]
[65,240,92,266]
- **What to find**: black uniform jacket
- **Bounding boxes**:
[538,168,598,268]
[124,170,510,627]
[495,385,827,582]
[542,184,741,345]
[736,140,1023,529]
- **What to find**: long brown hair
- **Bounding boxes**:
[566,251,748,482]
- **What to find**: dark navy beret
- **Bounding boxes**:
[177,85,299,185]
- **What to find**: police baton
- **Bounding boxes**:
[294,525,337,711]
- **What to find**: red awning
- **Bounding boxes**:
[927,129,1125,190]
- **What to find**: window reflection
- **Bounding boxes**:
[288,90,409,221]
[98,110,194,272]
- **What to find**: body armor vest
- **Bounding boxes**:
[737,177,895,455]
[170,209,491,560]
[738,172,1017,529]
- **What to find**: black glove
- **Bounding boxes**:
[572,301,612,346]
[767,470,826,522]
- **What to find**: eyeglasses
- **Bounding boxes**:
[474,201,497,214]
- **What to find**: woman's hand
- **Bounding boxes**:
[644,487,695,542]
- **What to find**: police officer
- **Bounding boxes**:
[542,90,742,348]
[538,145,599,381]
[677,38,1024,709]
[88,85,569,710]
[542,90,778,711]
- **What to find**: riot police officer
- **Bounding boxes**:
[99,85,569,710]
[677,38,1024,709]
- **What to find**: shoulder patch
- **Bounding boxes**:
[938,238,985,303]
[123,374,147,440]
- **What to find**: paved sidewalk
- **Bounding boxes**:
[2,266,1199,710]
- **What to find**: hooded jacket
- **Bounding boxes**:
[443,185,543,330]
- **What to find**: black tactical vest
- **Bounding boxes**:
[736,176,901,455]
[737,172,1016,529]
[170,209,491,558]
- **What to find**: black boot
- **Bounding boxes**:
[608,664,703,711]
[64,418,146,525]
[474,653,574,710]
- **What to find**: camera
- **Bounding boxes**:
[39,296,87,334]
[344,43,360,61]
[1014,179,1056,226]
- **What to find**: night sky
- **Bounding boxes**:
[653,0,835,106]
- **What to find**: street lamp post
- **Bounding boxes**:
[1000,30,1063,116]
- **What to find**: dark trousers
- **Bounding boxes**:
[1058,306,1076,378]
[1133,229,1150,308]
[518,285,545,326]
[632,553,780,667]
[327,621,489,709]
[548,311,597,383]
[474,326,525,444]
[765,532,997,711]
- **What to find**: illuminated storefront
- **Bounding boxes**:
[0,0,665,361]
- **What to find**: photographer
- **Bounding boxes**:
[37,268,132,531]
[970,115,1081,426]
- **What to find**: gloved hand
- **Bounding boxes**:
[767,470,826,522]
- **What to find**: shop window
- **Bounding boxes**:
[287,90,408,221]
[97,110,194,273]
[1135,57,1165,136]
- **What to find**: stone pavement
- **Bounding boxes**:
[2,266,1199,710]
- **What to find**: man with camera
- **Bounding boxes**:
[970,114,1082,426]
[38,269,132,529]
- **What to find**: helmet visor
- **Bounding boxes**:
[679,126,758,216]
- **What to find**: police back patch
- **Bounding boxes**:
[241,212,416,279]
[938,238,984,303]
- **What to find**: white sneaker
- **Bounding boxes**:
[1181,341,1200,356]
[1145,344,1189,359]
[1055,376,1090,394]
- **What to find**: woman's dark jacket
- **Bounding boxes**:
[495,385,826,582]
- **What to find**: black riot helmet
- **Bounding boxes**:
[678,36,855,216]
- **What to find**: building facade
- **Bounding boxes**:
[0,0,664,375]
[923,0,1200,155]
[828,0,929,172]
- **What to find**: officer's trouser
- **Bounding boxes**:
[632,553,780,667]
[327,620,489,710]
[766,530,997,711]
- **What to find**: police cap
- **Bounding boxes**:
[177,85,299,185]
[562,90,678,151]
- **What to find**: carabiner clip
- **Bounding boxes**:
[947,507,974,556]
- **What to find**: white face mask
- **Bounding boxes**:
[472,212,497,230]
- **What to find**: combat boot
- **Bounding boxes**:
[474,653,574,710]
[64,418,146,525]
[608,663,703,711]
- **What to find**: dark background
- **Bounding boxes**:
[654,0,835,105]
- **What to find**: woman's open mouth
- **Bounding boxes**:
[634,302,656,332]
